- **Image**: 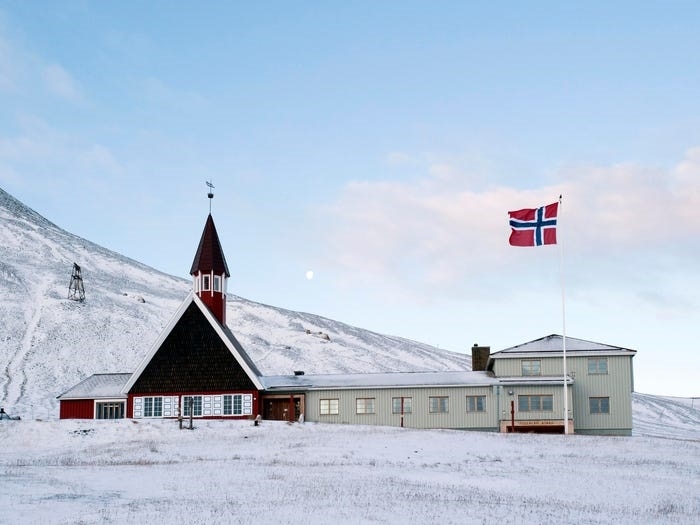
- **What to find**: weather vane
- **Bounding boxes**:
[206,180,215,212]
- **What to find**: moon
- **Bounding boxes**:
[305,270,314,281]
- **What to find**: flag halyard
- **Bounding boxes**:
[508,202,559,247]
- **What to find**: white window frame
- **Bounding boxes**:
[320,398,339,415]
[202,274,210,291]
[143,396,163,418]
[214,275,221,292]
[183,396,203,417]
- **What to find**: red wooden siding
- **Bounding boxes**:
[60,399,94,419]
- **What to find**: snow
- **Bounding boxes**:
[261,370,499,390]
[1,409,698,525]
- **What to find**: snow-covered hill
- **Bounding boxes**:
[0,187,469,419]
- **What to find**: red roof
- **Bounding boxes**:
[189,214,230,277]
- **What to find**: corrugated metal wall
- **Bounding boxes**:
[492,355,634,434]
[569,356,633,434]
[305,386,499,430]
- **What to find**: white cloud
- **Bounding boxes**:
[43,63,83,102]
[321,148,700,303]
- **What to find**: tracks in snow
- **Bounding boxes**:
[1,273,50,410]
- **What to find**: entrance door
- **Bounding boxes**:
[263,396,302,421]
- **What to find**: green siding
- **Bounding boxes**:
[306,386,499,430]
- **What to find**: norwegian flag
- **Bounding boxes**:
[508,202,558,247]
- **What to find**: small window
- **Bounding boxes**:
[356,398,375,414]
[183,396,202,417]
[521,360,541,376]
[518,395,553,412]
[143,397,163,418]
[202,275,210,291]
[392,397,412,414]
[320,398,339,415]
[588,357,608,375]
[214,275,221,292]
[590,397,610,414]
[466,395,486,412]
[223,394,244,416]
[429,396,449,413]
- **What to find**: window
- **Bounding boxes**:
[320,398,339,415]
[429,396,449,413]
[590,397,610,414]
[183,396,202,417]
[96,402,124,419]
[214,275,221,292]
[143,397,163,418]
[202,275,210,291]
[392,397,412,414]
[356,398,375,414]
[223,395,244,415]
[521,360,541,376]
[466,395,486,412]
[518,395,553,412]
[588,357,608,375]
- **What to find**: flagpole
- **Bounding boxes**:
[558,195,569,435]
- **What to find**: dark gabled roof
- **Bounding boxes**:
[490,334,636,358]
[57,373,131,400]
[122,293,264,394]
[190,214,230,277]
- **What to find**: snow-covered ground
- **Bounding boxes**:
[1,412,698,525]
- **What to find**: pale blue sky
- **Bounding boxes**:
[1,2,699,396]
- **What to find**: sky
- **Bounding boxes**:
[1,2,699,397]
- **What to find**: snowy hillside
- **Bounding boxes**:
[0,188,469,419]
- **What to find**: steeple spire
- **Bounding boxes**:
[190,186,230,325]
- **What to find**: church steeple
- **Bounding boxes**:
[190,186,230,325]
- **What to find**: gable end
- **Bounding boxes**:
[129,302,257,394]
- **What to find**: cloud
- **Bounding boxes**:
[321,148,700,303]
[0,114,121,189]
[43,63,83,102]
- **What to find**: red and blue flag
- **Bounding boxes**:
[508,202,558,247]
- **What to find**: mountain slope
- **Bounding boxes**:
[0,188,469,418]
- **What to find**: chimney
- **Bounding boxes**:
[471,343,490,371]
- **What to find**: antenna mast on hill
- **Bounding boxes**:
[206,180,214,213]
[68,262,85,302]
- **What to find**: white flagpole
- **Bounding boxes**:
[558,195,569,435]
